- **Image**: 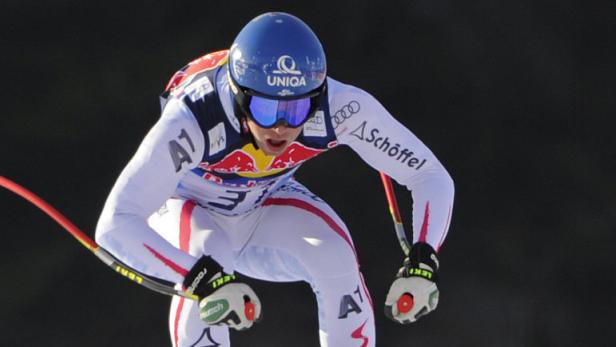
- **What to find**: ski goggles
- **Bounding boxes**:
[231,79,326,128]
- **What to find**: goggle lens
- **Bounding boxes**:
[248,96,312,128]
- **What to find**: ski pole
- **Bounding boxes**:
[0,176,197,300]
[379,172,414,313]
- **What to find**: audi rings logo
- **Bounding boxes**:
[268,55,306,89]
[273,55,302,75]
[332,101,361,128]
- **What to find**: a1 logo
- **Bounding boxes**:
[338,286,364,319]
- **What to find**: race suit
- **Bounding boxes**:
[95,50,455,347]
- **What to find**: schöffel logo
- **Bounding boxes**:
[268,55,307,88]
[351,121,427,170]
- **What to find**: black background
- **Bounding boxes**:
[1,1,614,346]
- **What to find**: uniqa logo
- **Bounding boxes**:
[273,55,301,75]
[267,55,306,88]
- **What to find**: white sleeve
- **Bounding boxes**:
[95,98,205,283]
[333,82,455,251]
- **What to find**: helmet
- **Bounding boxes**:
[228,12,327,128]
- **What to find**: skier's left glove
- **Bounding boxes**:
[183,255,262,331]
[385,242,440,324]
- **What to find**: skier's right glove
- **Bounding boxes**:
[183,255,262,331]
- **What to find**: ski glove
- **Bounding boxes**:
[183,255,262,330]
[385,242,440,324]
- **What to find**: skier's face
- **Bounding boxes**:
[246,118,303,156]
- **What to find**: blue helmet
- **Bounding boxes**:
[229,12,326,97]
[228,12,327,128]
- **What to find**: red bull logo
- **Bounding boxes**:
[200,141,336,182]
[199,149,258,174]
[165,50,229,93]
[267,142,326,170]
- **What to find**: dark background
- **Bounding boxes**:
[1,1,614,346]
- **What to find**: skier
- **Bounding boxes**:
[96,12,454,347]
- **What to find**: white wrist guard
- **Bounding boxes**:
[199,282,262,331]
